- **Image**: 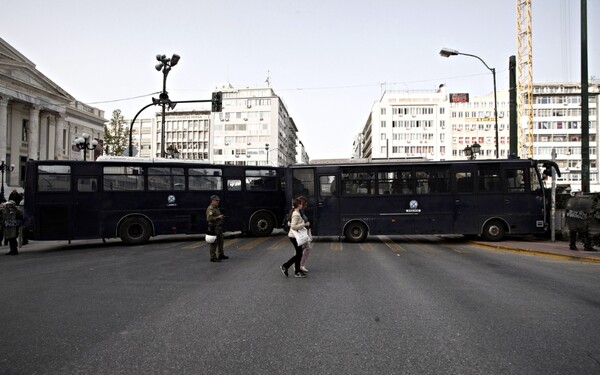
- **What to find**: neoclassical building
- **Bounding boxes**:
[0,37,105,191]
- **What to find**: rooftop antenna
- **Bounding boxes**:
[265,70,271,87]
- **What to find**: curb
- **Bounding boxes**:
[470,241,600,263]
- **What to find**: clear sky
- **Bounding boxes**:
[2,0,598,159]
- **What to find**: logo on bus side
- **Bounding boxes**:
[406,200,421,213]
[167,195,177,207]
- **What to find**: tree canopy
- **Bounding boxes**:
[103,109,131,156]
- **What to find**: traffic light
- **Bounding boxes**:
[212,91,223,112]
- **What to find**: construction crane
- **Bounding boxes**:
[516,0,534,158]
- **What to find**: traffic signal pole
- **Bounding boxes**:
[127,93,222,157]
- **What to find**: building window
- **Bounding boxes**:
[22,120,28,142]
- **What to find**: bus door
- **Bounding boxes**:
[224,177,243,232]
[315,173,340,236]
[289,167,316,232]
[452,165,479,235]
[502,166,540,229]
[72,175,102,238]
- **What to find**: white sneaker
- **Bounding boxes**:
[300,266,308,273]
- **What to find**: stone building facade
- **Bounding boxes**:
[0,37,105,192]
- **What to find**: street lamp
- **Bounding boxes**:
[153,53,180,158]
[463,142,482,160]
[166,144,180,159]
[265,143,282,166]
[74,133,98,161]
[440,47,499,159]
[265,143,269,164]
[0,160,15,202]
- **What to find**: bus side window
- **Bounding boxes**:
[505,169,525,193]
[479,165,502,192]
[455,173,474,193]
[77,178,97,192]
[227,179,242,191]
[319,175,336,198]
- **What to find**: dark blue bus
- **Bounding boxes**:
[24,157,286,245]
[286,159,559,242]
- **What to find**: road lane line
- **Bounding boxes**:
[360,243,375,252]
[378,235,406,253]
[238,237,271,250]
[269,236,291,250]
[184,241,207,250]
[331,242,343,251]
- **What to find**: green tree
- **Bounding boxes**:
[103,109,131,156]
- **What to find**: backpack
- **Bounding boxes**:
[282,213,290,232]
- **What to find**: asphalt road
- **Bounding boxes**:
[1,234,599,374]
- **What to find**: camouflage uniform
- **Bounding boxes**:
[206,195,226,261]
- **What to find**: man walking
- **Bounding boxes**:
[206,195,229,262]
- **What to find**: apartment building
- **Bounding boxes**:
[128,85,302,166]
[130,111,211,160]
[361,86,450,161]
[358,81,600,191]
[531,82,600,191]
[213,85,298,166]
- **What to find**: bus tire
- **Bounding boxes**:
[250,212,274,237]
[344,221,368,243]
[481,220,506,242]
[119,216,152,245]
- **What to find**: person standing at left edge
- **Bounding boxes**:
[206,195,228,262]
[1,200,23,255]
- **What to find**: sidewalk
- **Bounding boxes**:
[471,236,600,263]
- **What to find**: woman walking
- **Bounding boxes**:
[298,196,311,273]
[280,198,309,278]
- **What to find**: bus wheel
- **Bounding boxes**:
[344,222,368,243]
[481,220,505,242]
[119,217,152,245]
[250,212,274,237]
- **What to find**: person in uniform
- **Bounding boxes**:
[566,190,596,251]
[1,200,23,255]
[206,195,228,262]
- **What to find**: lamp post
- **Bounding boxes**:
[0,160,15,202]
[166,144,180,159]
[74,133,98,161]
[265,143,282,166]
[265,143,269,165]
[440,48,499,159]
[463,142,482,160]
[154,53,180,158]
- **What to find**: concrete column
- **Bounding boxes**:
[27,105,40,160]
[0,97,8,162]
[55,113,65,160]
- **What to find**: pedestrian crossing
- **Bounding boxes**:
[181,234,475,254]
